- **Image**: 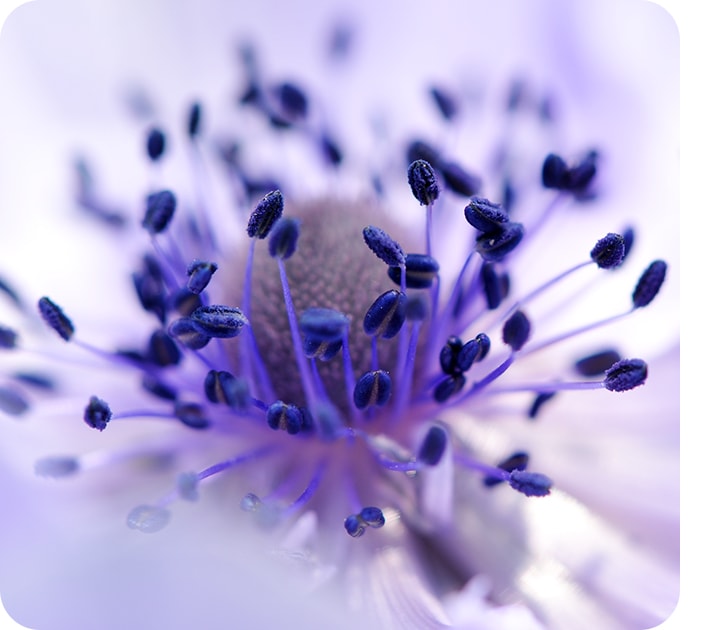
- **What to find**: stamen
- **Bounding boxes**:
[142,190,177,235]
[168,317,211,349]
[417,426,448,466]
[268,217,300,260]
[362,225,406,267]
[147,330,183,366]
[146,128,166,162]
[632,260,667,308]
[574,349,622,376]
[353,370,392,410]
[38,297,74,341]
[502,310,531,351]
[388,254,438,289]
[174,401,211,429]
[266,401,304,435]
[0,325,18,349]
[187,102,202,138]
[246,190,284,239]
[189,305,248,338]
[429,85,458,121]
[590,233,626,269]
[604,358,648,392]
[84,395,112,431]
[344,506,385,538]
[528,392,556,419]
[508,471,553,497]
[484,452,529,487]
[204,370,249,410]
[407,159,439,207]
[299,307,349,361]
[480,261,510,310]
[186,260,218,294]
[363,290,407,339]
[438,161,481,197]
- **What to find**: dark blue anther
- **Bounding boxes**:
[418,426,448,466]
[169,288,202,316]
[168,317,211,349]
[359,506,385,528]
[566,152,597,192]
[0,387,29,416]
[175,402,210,429]
[528,392,556,419]
[190,305,248,338]
[12,371,55,390]
[363,290,407,339]
[430,85,458,121]
[146,128,166,161]
[353,370,392,410]
[439,336,463,375]
[319,133,343,166]
[480,262,510,310]
[133,254,166,322]
[362,225,405,266]
[147,330,182,366]
[38,297,74,341]
[0,277,23,309]
[574,349,622,376]
[503,310,531,351]
[247,190,284,239]
[464,198,508,234]
[187,260,218,294]
[188,102,202,138]
[591,233,625,269]
[541,153,569,189]
[300,308,349,344]
[268,217,300,260]
[484,451,529,487]
[433,374,466,403]
[141,375,177,401]
[0,325,18,349]
[344,514,364,538]
[509,470,552,497]
[84,395,111,431]
[266,401,303,435]
[274,82,308,120]
[204,370,249,410]
[621,227,635,262]
[438,161,481,197]
[457,333,491,371]
[406,295,428,321]
[632,260,667,308]
[303,338,343,361]
[408,159,439,206]
[604,358,648,392]
[143,190,177,235]
[388,253,439,289]
[406,139,441,167]
[475,222,524,262]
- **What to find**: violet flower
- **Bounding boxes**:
[0,0,679,628]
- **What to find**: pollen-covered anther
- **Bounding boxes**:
[247,189,284,239]
[363,290,407,339]
[186,260,218,294]
[81,395,111,431]
[189,305,248,338]
[353,370,392,410]
[266,401,303,435]
[142,190,177,234]
[591,233,625,269]
[604,358,648,392]
[38,297,74,341]
[344,506,385,537]
[362,225,405,266]
[417,426,448,466]
[407,159,439,206]
[475,222,524,262]
[508,470,553,497]
[632,260,667,308]
[168,317,211,349]
[268,217,300,260]
[388,253,439,289]
[503,310,531,351]
[464,197,508,233]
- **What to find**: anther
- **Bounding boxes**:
[417,425,448,466]
[439,336,463,375]
[363,290,407,339]
[0,325,18,349]
[541,153,568,189]
[407,159,439,206]
[484,452,529,487]
[273,82,309,121]
[528,392,556,419]
[266,401,303,435]
[84,395,112,431]
[433,374,466,403]
[147,330,182,366]
[438,161,481,197]
[0,387,29,416]
[604,358,648,392]
[187,102,202,138]
[574,349,622,376]
[353,370,392,410]
[632,260,667,308]
[502,310,531,351]
[133,254,166,322]
[457,334,491,371]
[508,470,553,497]
[464,197,508,233]
[319,133,343,166]
[591,233,625,269]
[189,305,248,338]
[268,217,300,260]
[475,222,524,262]
[142,375,178,401]
[429,85,458,121]
[247,190,284,239]
[480,262,510,310]
[38,296,74,341]
[204,370,249,410]
[621,227,635,262]
[388,253,438,289]
[170,288,202,316]
[300,308,349,360]
[146,128,166,161]
[167,317,211,349]
[186,260,218,294]
[362,225,405,266]
[344,506,385,537]
[142,190,177,235]
[127,505,171,533]
[175,401,210,429]
[406,139,441,167]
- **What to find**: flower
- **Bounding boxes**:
[0,0,679,629]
